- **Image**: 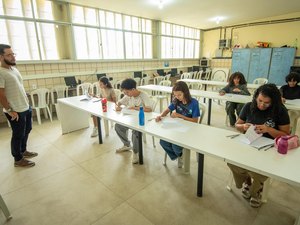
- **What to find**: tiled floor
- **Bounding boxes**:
[0,101,300,225]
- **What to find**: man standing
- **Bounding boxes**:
[0,44,37,167]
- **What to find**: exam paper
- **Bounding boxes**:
[161,118,190,132]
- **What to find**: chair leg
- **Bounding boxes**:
[103,119,109,136]
[183,148,190,174]
[163,152,167,166]
[0,194,12,220]
[152,136,156,148]
[35,109,41,125]
[143,133,147,144]
[46,106,52,122]
[261,178,271,203]
[226,171,234,192]
[42,108,48,119]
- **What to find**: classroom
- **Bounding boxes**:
[0,0,300,224]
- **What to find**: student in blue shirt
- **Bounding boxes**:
[156,81,200,168]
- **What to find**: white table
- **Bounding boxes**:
[57,95,300,224]
[57,95,158,164]
[138,85,300,125]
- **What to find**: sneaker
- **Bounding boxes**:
[116,145,132,153]
[14,158,35,167]
[250,195,262,208]
[242,183,251,199]
[132,153,139,164]
[90,127,98,137]
[23,151,38,158]
[177,156,183,168]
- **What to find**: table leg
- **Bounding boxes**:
[197,153,204,197]
[207,98,212,125]
[204,84,207,103]
[97,117,103,144]
[138,131,144,164]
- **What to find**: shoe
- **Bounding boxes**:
[177,156,183,168]
[242,183,251,199]
[90,127,98,137]
[132,153,139,164]
[14,158,35,167]
[23,151,38,158]
[116,145,132,153]
[250,195,262,208]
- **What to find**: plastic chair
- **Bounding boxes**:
[180,72,190,79]
[113,80,124,89]
[193,70,203,80]
[143,99,158,148]
[140,77,150,86]
[226,174,271,203]
[133,77,141,86]
[163,74,171,81]
[153,76,164,85]
[50,85,68,119]
[0,194,12,220]
[91,82,100,97]
[163,102,206,174]
[76,83,93,96]
[30,88,52,125]
[253,78,268,85]
[153,80,172,112]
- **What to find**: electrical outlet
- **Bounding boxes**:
[32,84,37,89]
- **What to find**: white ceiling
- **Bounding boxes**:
[64,0,300,29]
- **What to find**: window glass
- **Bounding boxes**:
[71,5,84,24]
[37,23,58,60]
[85,7,97,26]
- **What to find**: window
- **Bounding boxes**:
[161,22,200,59]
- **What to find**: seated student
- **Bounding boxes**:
[90,77,116,137]
[219,72,250,126]
[115,78,153,164]
[280,72,300,102]
[155,81,200,168]
[228,83,290,208]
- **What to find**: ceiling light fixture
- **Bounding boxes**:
[158,0,164,9]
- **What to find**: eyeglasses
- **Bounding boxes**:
[256,99,271,107]
[2,53,16,57]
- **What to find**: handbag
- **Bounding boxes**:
[274,135,299,154]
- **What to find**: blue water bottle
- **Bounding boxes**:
[139,105,145,126]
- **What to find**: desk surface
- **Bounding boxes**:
[138,85,300,110]
[58,95,300,187]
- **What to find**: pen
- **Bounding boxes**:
[226,134,240,139]
[93,99,101,102]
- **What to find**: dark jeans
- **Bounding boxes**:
[225,102,244,126]
[5,108,32,161]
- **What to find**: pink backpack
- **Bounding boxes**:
[275,135,299,154]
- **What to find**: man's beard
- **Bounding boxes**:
[4,58,16,66]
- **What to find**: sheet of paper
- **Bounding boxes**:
[285,99,300,105]
[161,118,190,132]
[121,108,136,115]
[234,134,274,149]
[244,125,262,144]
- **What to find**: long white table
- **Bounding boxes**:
[138,85,300,125]
[57,95,300,224]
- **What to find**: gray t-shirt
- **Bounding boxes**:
[118,91,152,109]
[0,67,29,112]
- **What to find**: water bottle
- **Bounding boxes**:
[101,98,107,112]
[278,136,288,154]
[139,105,145,126]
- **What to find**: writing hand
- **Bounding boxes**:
[155,115,162,122]
[243,123,252,132]
[115,104,122,111]
[255,124,268,134]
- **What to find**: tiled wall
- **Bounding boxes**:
[0,59,198,124]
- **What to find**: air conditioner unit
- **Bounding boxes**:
[219,39,231,49]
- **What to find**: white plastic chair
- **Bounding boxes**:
[0,194,12,220]
[180,72,190,80]
[76,83,93,96]
[253,78,268,85]
[143,99,158,148]
[140,77,150,86]
[193,70,203,80]
[113,80,124,89]
[30,88,52,125]
[163,74,171,81]
[153,80,172,112]
[133,77,141,86]
[91,82,100,97]
[163,102,206,174]
[202,69,212,80]
[226,174,271,203]
[153,76,164,85]
[50,85,68,119]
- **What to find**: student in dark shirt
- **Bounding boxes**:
[219,72,250,126]
[279,72,300,133]
[280,72,300,101]
[228,83,290,208]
